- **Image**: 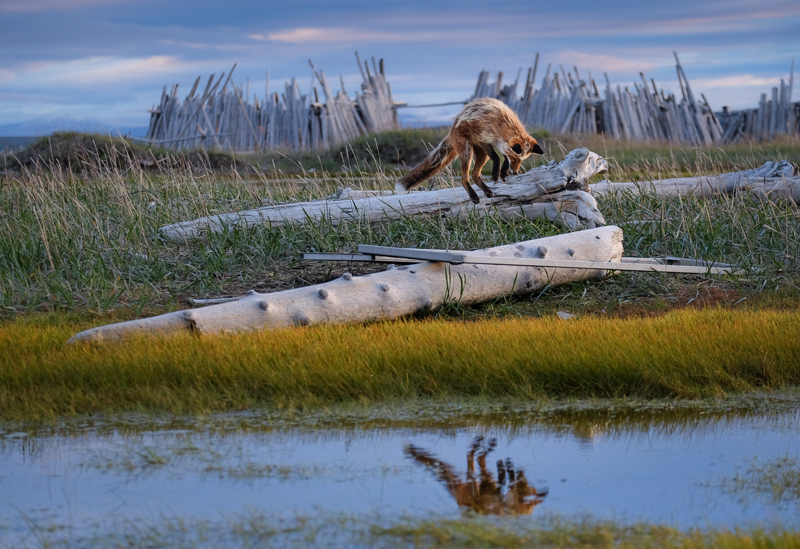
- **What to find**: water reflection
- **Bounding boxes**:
[405,435,547,515]
[6,393,799,441]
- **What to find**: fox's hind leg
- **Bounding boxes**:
[456,140,481,203]
[471,145,493,198]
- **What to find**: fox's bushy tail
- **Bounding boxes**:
[403,444,461,489]
[395,136,458,194]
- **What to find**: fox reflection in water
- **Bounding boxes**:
[404,435,548,515]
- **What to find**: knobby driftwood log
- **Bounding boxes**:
[68,226,623,342]
[591,160,799,202]
[158,148,608,242]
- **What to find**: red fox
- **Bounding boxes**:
[404,435,548,515]
[395,97,544,203]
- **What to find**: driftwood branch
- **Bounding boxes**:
[68,226,623,343]
[591,161,799,202]
[158,148,608,242]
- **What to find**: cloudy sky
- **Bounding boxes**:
[1,0,798,131]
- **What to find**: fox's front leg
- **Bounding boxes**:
[499,156,510,181]
[485,145,502,183]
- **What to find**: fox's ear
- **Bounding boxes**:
[530,138,544,155]
[511,143,523,154]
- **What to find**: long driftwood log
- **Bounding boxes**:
[158,148,608,242]
[591,160,799,202]
[68,226,623,343]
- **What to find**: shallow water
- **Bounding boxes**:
[2,397,799,545]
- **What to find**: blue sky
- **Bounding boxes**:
[1,0,798,130]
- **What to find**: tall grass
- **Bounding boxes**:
[550,133,800,180]
[0,147,562,317]
[1,308,799,420]
[0,132,798,318]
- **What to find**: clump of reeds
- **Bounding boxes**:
[718,455,800,504]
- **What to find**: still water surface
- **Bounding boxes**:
[1,398,799,543]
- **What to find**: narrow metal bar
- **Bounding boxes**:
[188,297,241,305]
[355,245,741,275]
[304,253,376,262]
[302,252,417,263]
[305,251,736,270]
[621,257,736,268]
[358,245,466,264]
[457,256,739,275]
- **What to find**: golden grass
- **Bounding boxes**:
[378,517,800,549]
[1,308,798,421]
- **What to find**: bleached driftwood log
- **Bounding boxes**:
[591,160,799,202]
[158,148,608,242]
[68,226,623,343]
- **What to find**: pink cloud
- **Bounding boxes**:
[267,27,447,44]
[641,6,800,35]
[16,56,213,86]
[691,74,783,88]
[551,51,659,74]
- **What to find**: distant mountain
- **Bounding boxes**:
[0,114,148,137]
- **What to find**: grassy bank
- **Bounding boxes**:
[1,308,799,420]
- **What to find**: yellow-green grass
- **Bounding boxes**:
[376,517,800,549]
[2,308,798,421]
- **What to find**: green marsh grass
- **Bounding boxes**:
[1,308,799,420]
[1,131,799,318]
[0,146,568,316]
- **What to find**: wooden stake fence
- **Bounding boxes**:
[717,59,798,142]
[139,53,398,153]
[472,52,723,146]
